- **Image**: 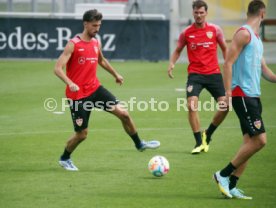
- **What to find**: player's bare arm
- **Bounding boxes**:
[98,46,124,85]
[223,29,250,97]
[261,58,276,83]
[219,40,227,60]
[218,41,227,60]
[168,46,183,79]
[217,26,228,60]
[54,41,80,92]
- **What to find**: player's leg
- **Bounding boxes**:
[230,97,266,168]
[110,104,137,136]
[218,133,265,199]
[211,96,229,126]
[219,133,266,179]
[187,96,200,133]
[203,96,228,150]
[228,159,252,199]
[204,74,229,148]
[229,160,248,190]
[231,133,266,168]
[59,98,91,171]
[188,96,203,153]
[64,129,88,153]
[93,85,160,151]
[186,74,204,154]
[110,104,160,151]
[214,97,266,198]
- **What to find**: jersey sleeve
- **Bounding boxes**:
[214,24,225,45]
[177,30,187,49]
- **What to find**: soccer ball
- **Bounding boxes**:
[148,155,169,177]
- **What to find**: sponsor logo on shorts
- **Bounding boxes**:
[187,85,193,93]
[254,120,262,129]
[76,118,83,126]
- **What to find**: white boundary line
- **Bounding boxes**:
[0,125,275,137]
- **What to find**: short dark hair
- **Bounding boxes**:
[247,0,266,16]
[192,0,208,11]
[83,9,103,22]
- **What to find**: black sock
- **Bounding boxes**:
[193,132,202,147]
[206,123,217,144]
[229,175,239,190]
[60,148,72,160]
[130,132,142,149]
[220,162,236,177]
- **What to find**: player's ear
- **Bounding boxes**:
[261,10,265,20]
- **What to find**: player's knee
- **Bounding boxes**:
[255,133,266,150]
[118,110,131,122]
[187,102,197,111]
[187,97,198,111]
[258,135,267,148]
[76,129,88,141]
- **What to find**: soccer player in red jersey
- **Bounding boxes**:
[54,9,160,171]
[167,0,228,154]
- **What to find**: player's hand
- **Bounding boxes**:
[218,96,229,111]
[168,64,175,79]
[115,74,124,85]
[69,83,80,92]
[223,92,232,109]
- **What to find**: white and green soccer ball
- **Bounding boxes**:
[148,155,169,177]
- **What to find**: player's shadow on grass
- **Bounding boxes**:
[141,176,169,180]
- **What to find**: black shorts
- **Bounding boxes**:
[186,73,225,100]
[68,85,119,132]
[232,97,265,137]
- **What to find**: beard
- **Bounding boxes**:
[88,31,97,38]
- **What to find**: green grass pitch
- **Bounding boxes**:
[0,60,275,208]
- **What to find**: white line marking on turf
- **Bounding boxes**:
[53,111,65,115]
[175,88,186,92]
[0,125,276,136]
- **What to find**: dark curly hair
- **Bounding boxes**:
[83,9,103,22]
[192,0,208,11]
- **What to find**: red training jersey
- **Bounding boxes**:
[178,22,225,75]
[66,36,101,100]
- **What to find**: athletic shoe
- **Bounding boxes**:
[138,140,160,152]
[213,171,232,198]
[202,130,209,152]
[59,159,79,171]
[191,144,204,154]
[230,188,253,200]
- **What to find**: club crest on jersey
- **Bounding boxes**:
[187,85,193,93]
[206,31,213,39]
[94,46,99,55]
[76,118,83,127]
[78,57,85,64]
[254,120,262,129]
